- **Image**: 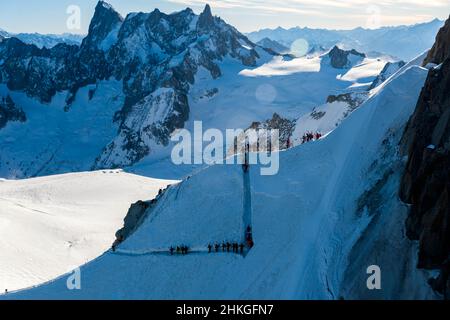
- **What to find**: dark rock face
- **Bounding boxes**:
[0,95,26,129]
[0,1,266,169]
[81,1,123,50]
[327,45,365,69]
[400,16,450,298]
[114,200,150,246]
[113,186,170,246]
[423,15,450,66]
[197,4,214,30]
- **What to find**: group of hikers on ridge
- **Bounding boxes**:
[168,242,244,255]
[241,131,323,155]
[208,242,246,254]
[169,245,189,255]
[168,226,254,256]
[301,131,322,144]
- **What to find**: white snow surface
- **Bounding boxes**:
[4,56,437,300]
[0,170,176,292]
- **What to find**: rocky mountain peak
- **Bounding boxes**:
[198,4,214,30]
[327,45,366,69]
[423,15,450,66]
[82,1,123,49]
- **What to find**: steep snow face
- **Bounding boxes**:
[0,170,177,292]
[7,57,435,300]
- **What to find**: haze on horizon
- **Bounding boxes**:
[0,0,448,35]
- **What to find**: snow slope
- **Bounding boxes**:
[0,170,176,292]
[4,54,436,299]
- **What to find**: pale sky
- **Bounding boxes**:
[0,0,449,34]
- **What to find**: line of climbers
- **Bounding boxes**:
[167,227,254,256]
[283,132,324,151]
[208,242,246,254]
[301,131,322,144]
[169,245,190,255]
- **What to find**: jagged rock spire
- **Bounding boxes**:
[197,4,214,30]
[327,46,365,69]
[82,1,123,49]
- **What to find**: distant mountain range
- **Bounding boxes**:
[0,28,83,48]
[247,19,444,60]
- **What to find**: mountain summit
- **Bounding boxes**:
[326,46,366,69]
[81,0,123,50]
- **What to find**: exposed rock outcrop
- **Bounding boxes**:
[232,113,295,153]
[326,92,368,110]
[114,200,150,246]
[423,15,450,66]
[0,95,26,129]
[400,16,450,298]
[326,46,365,69]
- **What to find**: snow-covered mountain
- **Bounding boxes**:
[256,37,290,54]
[0,1,395,180]
[13,33,83,49]
[4,50,436,299]
[0,170,176,292]
[0,29,83,48]
[247,19,444,61]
